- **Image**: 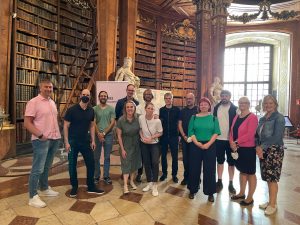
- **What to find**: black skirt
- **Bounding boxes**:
[235,146,256,175]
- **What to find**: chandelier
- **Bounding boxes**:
[65,0,90,9]
[229,0,300,24]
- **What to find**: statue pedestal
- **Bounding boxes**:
[0,125,16,160]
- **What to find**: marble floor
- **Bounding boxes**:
[1,139,300,225]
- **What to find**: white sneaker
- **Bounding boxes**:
[264,205,277,216]
[143,182,153,192]
[152,184,158,197]
[39,187,59,197]
[259,202,269,209]
[29,195,46,208]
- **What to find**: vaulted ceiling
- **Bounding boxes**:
[138,0,300,22]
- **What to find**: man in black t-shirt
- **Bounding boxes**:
[64,89,104,197]
[178,93,198,185]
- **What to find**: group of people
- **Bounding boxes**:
[24,79,285,217]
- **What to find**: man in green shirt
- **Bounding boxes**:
[93,91,116,184]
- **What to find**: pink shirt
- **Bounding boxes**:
[25,94,61,140]
[229,113,258,147]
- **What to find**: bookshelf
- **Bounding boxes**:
[14,0,96,146]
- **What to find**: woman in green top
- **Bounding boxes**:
[187,97,221,202]
[116,101,141,194]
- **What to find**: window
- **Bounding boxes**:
[224,44,272,112]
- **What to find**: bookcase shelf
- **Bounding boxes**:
[14,0,96,145]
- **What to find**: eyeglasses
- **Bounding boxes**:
[127,89,134,92]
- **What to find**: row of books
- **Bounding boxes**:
[135,69,156,78]
[60,34,90,49]
[16,85,37,101]
[136,49,156,58]
[135,62,156,72]
[18,2,58,21]
[162,67,184,74]
[16,70,63,86]
[21,0,57,14]
[140,79,156,88]
[60,18,91,33]
[60,9,90,27]
[163,38,196,48]
[18,11,57,30]
[16,102,26,119]
[135,55,155,65]
[16,122,31,143]
[60,55,85,65]
[136,29,156,39]
[162,48,187,56]
[162,59,185,68]
[17,19,38,34]
[17,55,39,70]
[17,43,38,56]
[136,37,156,46]
[136,42,156,52]
[59,75,76,89]
[39,26,58,39]
[162,43,185,51]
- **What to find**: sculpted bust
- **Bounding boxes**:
[115,57,140,89]
[209,77,223,105]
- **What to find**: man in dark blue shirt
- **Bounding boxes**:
[159,93,180,183]
[115,84,139,120]
[178,93,198,185]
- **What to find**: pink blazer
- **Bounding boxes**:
[229,113,258,147]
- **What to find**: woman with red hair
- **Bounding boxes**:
[187,97,220,202]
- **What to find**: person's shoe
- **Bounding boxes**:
[172,176,179,183]
[228,184,236,195]
[159,174,167,181]
[39,187,59,197]
[264,205,277,216]
[94,178,100,184]
[189,193,195,199]
[135,174,142,183]
[29,195,46,208]
[130,181,137,190]
[87,187,105,195]
[152,184,158,197]
[216,181,223,193]
[143,182,153,192]
[104,177,112,185]
[180,179,187,186]
[240,200,254,206]
[231,194,246,200]
[259,202,269,210]
[208,195,215,203]
[69,188,78,198]
[123,186,129,194]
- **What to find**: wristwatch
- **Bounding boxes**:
[38,134,43,139]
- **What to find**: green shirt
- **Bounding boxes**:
[93,104,116,133]
[188,115,221,141]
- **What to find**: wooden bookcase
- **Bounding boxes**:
[14,0,96,146]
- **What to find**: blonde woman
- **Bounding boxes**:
[116,101,141,194]
[229,97,258,206]
[256,95,285,215]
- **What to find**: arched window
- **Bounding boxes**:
[224,43,273,112]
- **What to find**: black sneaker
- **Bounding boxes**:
[104,177,112,185]
[180,179,187,185]
[208,195,215,202]
[159,174,167,181]
[172,176,179,183]
[70,188,77,198]
[135,174,142,183]
[94,178,100,184]
[189,193,195,199]
[87,187,105,195]
[216,181,223,193]
[228,184,236,195]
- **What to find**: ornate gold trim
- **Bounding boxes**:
[161,19,196,41]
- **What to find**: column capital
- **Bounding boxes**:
[193,0,213,11]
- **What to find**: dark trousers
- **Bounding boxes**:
[137,140,143,176]
[181,140,191,181]
[160,136,178,177]
[188,142,216,196]
[68,140,95,189]
[140,142,160,182]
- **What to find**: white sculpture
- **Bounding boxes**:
[209,77,223,105]
[115,57,140,89]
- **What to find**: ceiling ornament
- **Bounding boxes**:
[137,11,156,27]
[161,19,196,41]
[229,0,300,24]
[65,0,90,9]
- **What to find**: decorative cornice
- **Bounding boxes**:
[193,0,213,11]
[137,11,156,28]
[161,19,196,41]
[65,0,90,9]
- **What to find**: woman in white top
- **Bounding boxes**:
[139,102,163,196]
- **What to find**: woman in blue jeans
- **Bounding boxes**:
[256,95,285,216]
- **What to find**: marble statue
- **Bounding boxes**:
[209,77,223,105]
[115,57,140,89]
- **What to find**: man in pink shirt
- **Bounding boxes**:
[24,79,61,208]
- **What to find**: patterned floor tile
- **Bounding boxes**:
[8,215,39,225]
[120,192,143,203]
[69,200,96,214]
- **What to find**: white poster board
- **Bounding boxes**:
[95,81,128,107]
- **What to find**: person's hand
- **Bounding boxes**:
[183,136,188,142]
[90,141,96,151]
[122,149,127,159]
[40,135,48,141]
[97,132,105,142]
[202,143,210,150]
[65,142,71,153]
[196,141,203,148]
[230,141,238,151]
[256,146,264,159]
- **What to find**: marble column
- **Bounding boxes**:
[96,0,119,80]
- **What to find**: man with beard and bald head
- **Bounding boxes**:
[213,90,237,194]
[178,93,198,185]
[93,91,116,185]
[64,89,104,198]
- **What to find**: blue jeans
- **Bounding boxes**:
[94,133,113,179]
[29,139,60,198]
